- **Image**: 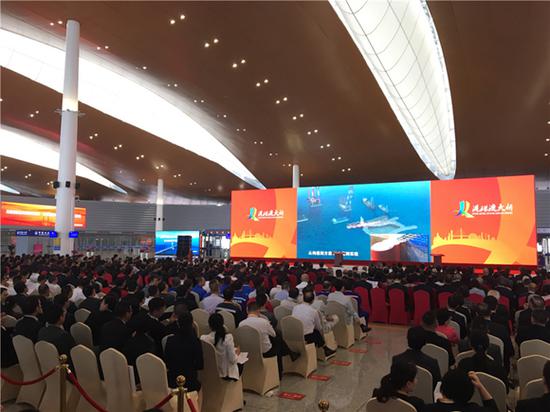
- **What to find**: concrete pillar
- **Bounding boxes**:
[292,164,300,188]
[155,178,164,231]
[55,20,80,255]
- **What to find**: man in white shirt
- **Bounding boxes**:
[240,301,299,378]
[201,279,224,314]
[293,289,336,357]
[280,288,300,309]
[69,279,86,304]
[328,278,369,333]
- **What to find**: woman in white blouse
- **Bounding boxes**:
[200,313,242,380]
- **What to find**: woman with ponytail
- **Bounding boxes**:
[200,313,241,380]
[457,329,509,391]
[372,361,424,411]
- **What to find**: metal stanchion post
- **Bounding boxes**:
[318,399,330,411]
[176,375,186,412]
[59,354,68,412]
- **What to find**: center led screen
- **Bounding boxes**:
[230,175,537,265]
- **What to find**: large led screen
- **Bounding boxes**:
[229,175,536,265]
[430,175,536,265]
[1,202,87,228]
[155,231,200,256]
[297,181,431,261]
[230,188,297,259]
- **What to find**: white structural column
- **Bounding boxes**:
[292,164,300,188]
[55,20,80,255]
[155,178,164,232]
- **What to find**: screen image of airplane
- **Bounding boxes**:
[154,231,200,256]
[296,181,431,262]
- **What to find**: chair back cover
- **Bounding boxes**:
[74,308,91,323]
[71,345,107,412]
[520,339,550,358]
[366,397,416,412]
[70,322,94,349]
[422,343,449,376]
[13,335,45,408]
[409,365,433,403]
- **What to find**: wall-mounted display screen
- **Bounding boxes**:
[230,175,536,265]
[1,202,87,228]
[154,230,200,256]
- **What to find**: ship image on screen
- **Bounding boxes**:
[230,188,297,259]
[297,181,430,261]
[430,175,536,265]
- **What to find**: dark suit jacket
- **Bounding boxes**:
[392,349,441,388]
[14,315,43,343]
[99,318,132,353]
[130,312,169,353]
[164,333,203,391]
[450,310,468,339]
[517,324,550,346]
[423,399,498,412]
[1,326,18,368]
[86,309,115,345]
[485,319,514,361]
[457,355,509,391]
[78,297,101,313]
[458,340,503,367]
[516,393,550,412]
[37,325,76,358]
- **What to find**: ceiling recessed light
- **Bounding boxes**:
[242,128,246,132]
[94,132,98,137]
[545,153,549,157]
[326,143,331,147]
[89,135,93,140]
[299,113,304,118]
[35,110,39,114]
[337,156,342,160]
[114,146,118,150]
[256,82,261,87]
[253,141,257,144]
[240,59,246,64]
[331,158,335,161]
[263,79,269,84]
[259,141,263,144]
[193,99,198,103]
[314,129,318,133]
[213,38,219,44]
[342,168,345,172]
[347,168,351,171]
[180,14,186,20]
[292,116,297,120]
[200,99,204,103]
[29,113,34,118]
[283,97,288,101]
[57,20,63,25]
[96,46,101,50]
[320,145,324,149]
[136,156,140,160]
[118,144,122,148]
[269,153,273,156]
[104,45,109,49]
[174,83,178,87]
[142,66,147,70]
[170,19,176,25]
[141,154,144,158]
[236,128,240,132]
[307,131,311,135]
[223,114,227,118]
[546,138,550,142]
[204,42,210,48]
[275,100,280,104]
[49,22,55,26]
[232,63,238,68]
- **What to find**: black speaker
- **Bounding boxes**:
[176,235,192,259]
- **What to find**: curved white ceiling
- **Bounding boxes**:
[330,0,456,180]
[1,125,128,194]
[0,20,265,189]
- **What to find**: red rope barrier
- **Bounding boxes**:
[1,367,57,385]
[67,371,108,412]
[152,391,175,409]
[185,392,198,412]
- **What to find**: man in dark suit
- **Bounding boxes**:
[86,294,117,345]
[78,285,101,313]
[14,296,43,343]
[1,316,18,368]
[392,325,441,388]
[130,297,176,354]
[99,302,133,353]
[518,295,546,329]
[38,305,76,360]
[517,310,550,346]
[420,311,455,367]
[10,281,28,313]
[516,360,550,412]
[479,303,514,374]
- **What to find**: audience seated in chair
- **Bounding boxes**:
[200,313,242,380]
[37,304,76,367]
[292,288,336,357]
[280,287,300,310]
[86,294,117,345]
[201,279,224,314]
[328,278,370,333]
[163,311,203,391]
[516,309,550,346]
[420,310,455,367]
[99,301,133,353]
[457,330,509,392]
[373,361,425,412]
[458,317,503,367]
[516,360,550,412]
[393,326,441,388]
[14,295,43,343]
[478,302,514,374]
[423,369,498,412]
[216,287,246,326]
[436,309,459,344]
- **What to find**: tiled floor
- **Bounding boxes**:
[1,324,408,412]
[242,324,408,411]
